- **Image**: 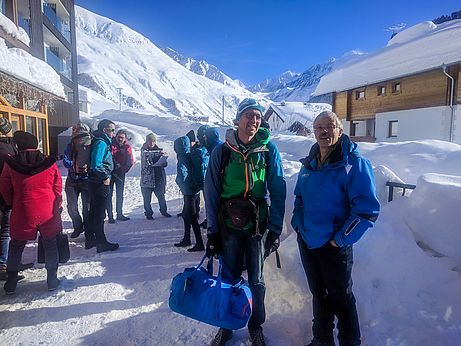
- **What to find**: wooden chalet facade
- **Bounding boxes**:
[0,0,79,155]
[313,20,461,144]
[331,65,460,142]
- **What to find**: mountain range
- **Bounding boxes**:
[75,6,252,125]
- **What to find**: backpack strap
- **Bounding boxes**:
[220,144,232,176]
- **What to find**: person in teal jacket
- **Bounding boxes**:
[204,98,286,346]
[173,135,204,252]
[292,111,380,346]
[86,119,119,253]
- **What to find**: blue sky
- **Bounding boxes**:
[75,0,460,86]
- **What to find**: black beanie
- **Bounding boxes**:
[13,131,38,150]
[186,130,196,143]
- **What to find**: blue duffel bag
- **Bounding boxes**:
[169,255,252,330]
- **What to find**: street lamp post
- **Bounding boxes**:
[116,87,122,111]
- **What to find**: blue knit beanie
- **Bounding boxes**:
[236,98,264,120]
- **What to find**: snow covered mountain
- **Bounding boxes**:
[248,70,301,93]
[251,51,366,102]
[162,47,245,89]
[75,6,253,124]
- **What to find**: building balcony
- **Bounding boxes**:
[18,15,30,37]
[43,3,71,43]
[45,48,72,81]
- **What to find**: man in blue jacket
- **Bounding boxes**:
[204,98,286,346]
[86,119,119,253]
[291,111,380,346]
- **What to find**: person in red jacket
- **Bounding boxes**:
[106,129,134,223]
[0,131,62,294]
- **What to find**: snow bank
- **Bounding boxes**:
[0,12,30,46]
[0,38,65,97]
[404,173,461,264]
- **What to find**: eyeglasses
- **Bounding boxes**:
[313,124,337,132]
[243,113,262,121]
[105,128,115,133]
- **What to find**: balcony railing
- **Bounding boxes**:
[45,48,72,80]
[18,16,30,37]
[43,3,71,42]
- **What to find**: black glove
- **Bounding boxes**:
[206,233,221,258]
[264,231,280,258]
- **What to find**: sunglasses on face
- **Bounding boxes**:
[105,128,116,133]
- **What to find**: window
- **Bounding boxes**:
[0,0,5,15]
[355,90,365,100]
[378,86,386,96]
[351,122,359,136]
[392,82,401,93]
[388,120,398,137]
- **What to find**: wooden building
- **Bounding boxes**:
[0,0,79,155]
[313,20,461,144]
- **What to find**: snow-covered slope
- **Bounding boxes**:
[75,6,253,124]
[251,51,366,102]
[162,47,245,89]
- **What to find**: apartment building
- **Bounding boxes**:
[0,0,78,155]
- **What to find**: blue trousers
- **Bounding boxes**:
[297,233,361,346]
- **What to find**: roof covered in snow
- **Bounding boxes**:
[0,38,65,98]
[0,12,30,46]
[313,20,461,96]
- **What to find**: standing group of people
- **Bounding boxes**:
[196,98,380,346]
[1,96,380,346]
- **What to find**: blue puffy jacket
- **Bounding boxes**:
[291,134,380,249]
[204,127,222,153]
[88,131,113,183]
[174,136,200,196]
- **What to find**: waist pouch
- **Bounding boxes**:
[224,198,257,230]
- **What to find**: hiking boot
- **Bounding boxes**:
[70,228,84,239]
[174,239,191,247]
[187,244,205,252]
[176,212,182,217]
[4,271,19,295]
[96,241,119,253]
[146,215,154,220]
[85,239,97,249]
[210,328,233,346]
[19,262,34,271]
[249,327,266,346]
[161,212,172,217]
[47,269,60,291]
[108,218,116,224]
[116,215,130,221]
[199,219,207,229]
[306,339,335,346]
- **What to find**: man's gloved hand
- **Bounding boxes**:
[264,231,280,258]
[205,233,221,258]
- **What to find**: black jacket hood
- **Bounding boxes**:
[6,150,56,175]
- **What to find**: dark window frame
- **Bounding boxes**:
[378,85,386,96]
[388,120,398,138]
[392,82,401,93]
[355,90,365,100]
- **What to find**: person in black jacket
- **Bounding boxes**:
[0,118,17,279]
[140,133,170,219]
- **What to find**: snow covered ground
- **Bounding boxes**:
[1,111,461,345]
